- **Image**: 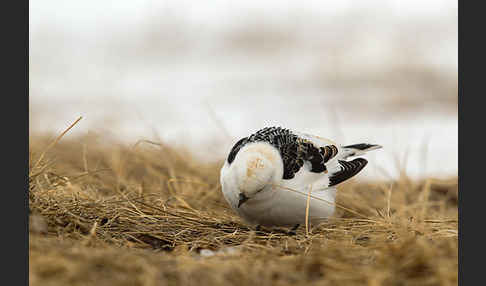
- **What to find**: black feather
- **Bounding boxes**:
[319,145,339,162]
[342,143,379,151]
[227,137,248,164]
[329,158,368,186]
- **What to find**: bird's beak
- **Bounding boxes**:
[238,193,249,208]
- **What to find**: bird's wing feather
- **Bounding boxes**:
[292,130,382,187]
[292,131,338,147]
[328,158,368,186]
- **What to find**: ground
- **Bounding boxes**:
[29,131,458,286]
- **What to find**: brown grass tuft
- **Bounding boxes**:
[29,131,457,286]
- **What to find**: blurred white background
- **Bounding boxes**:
[29,0,457,180]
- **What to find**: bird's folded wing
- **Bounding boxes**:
[328,158,368,186]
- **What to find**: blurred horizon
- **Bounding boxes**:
[29,1,458,180]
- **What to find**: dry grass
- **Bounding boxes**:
[29,128,458,286]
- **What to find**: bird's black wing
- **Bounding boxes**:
[328,158,368,186]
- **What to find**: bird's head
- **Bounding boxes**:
[231,142,280,207]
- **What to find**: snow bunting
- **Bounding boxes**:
[220,127,381,229]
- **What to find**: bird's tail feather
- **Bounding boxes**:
[341,143,382,158]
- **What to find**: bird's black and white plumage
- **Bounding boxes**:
[220,127,381,228]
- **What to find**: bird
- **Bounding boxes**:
[220,126,381,231]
